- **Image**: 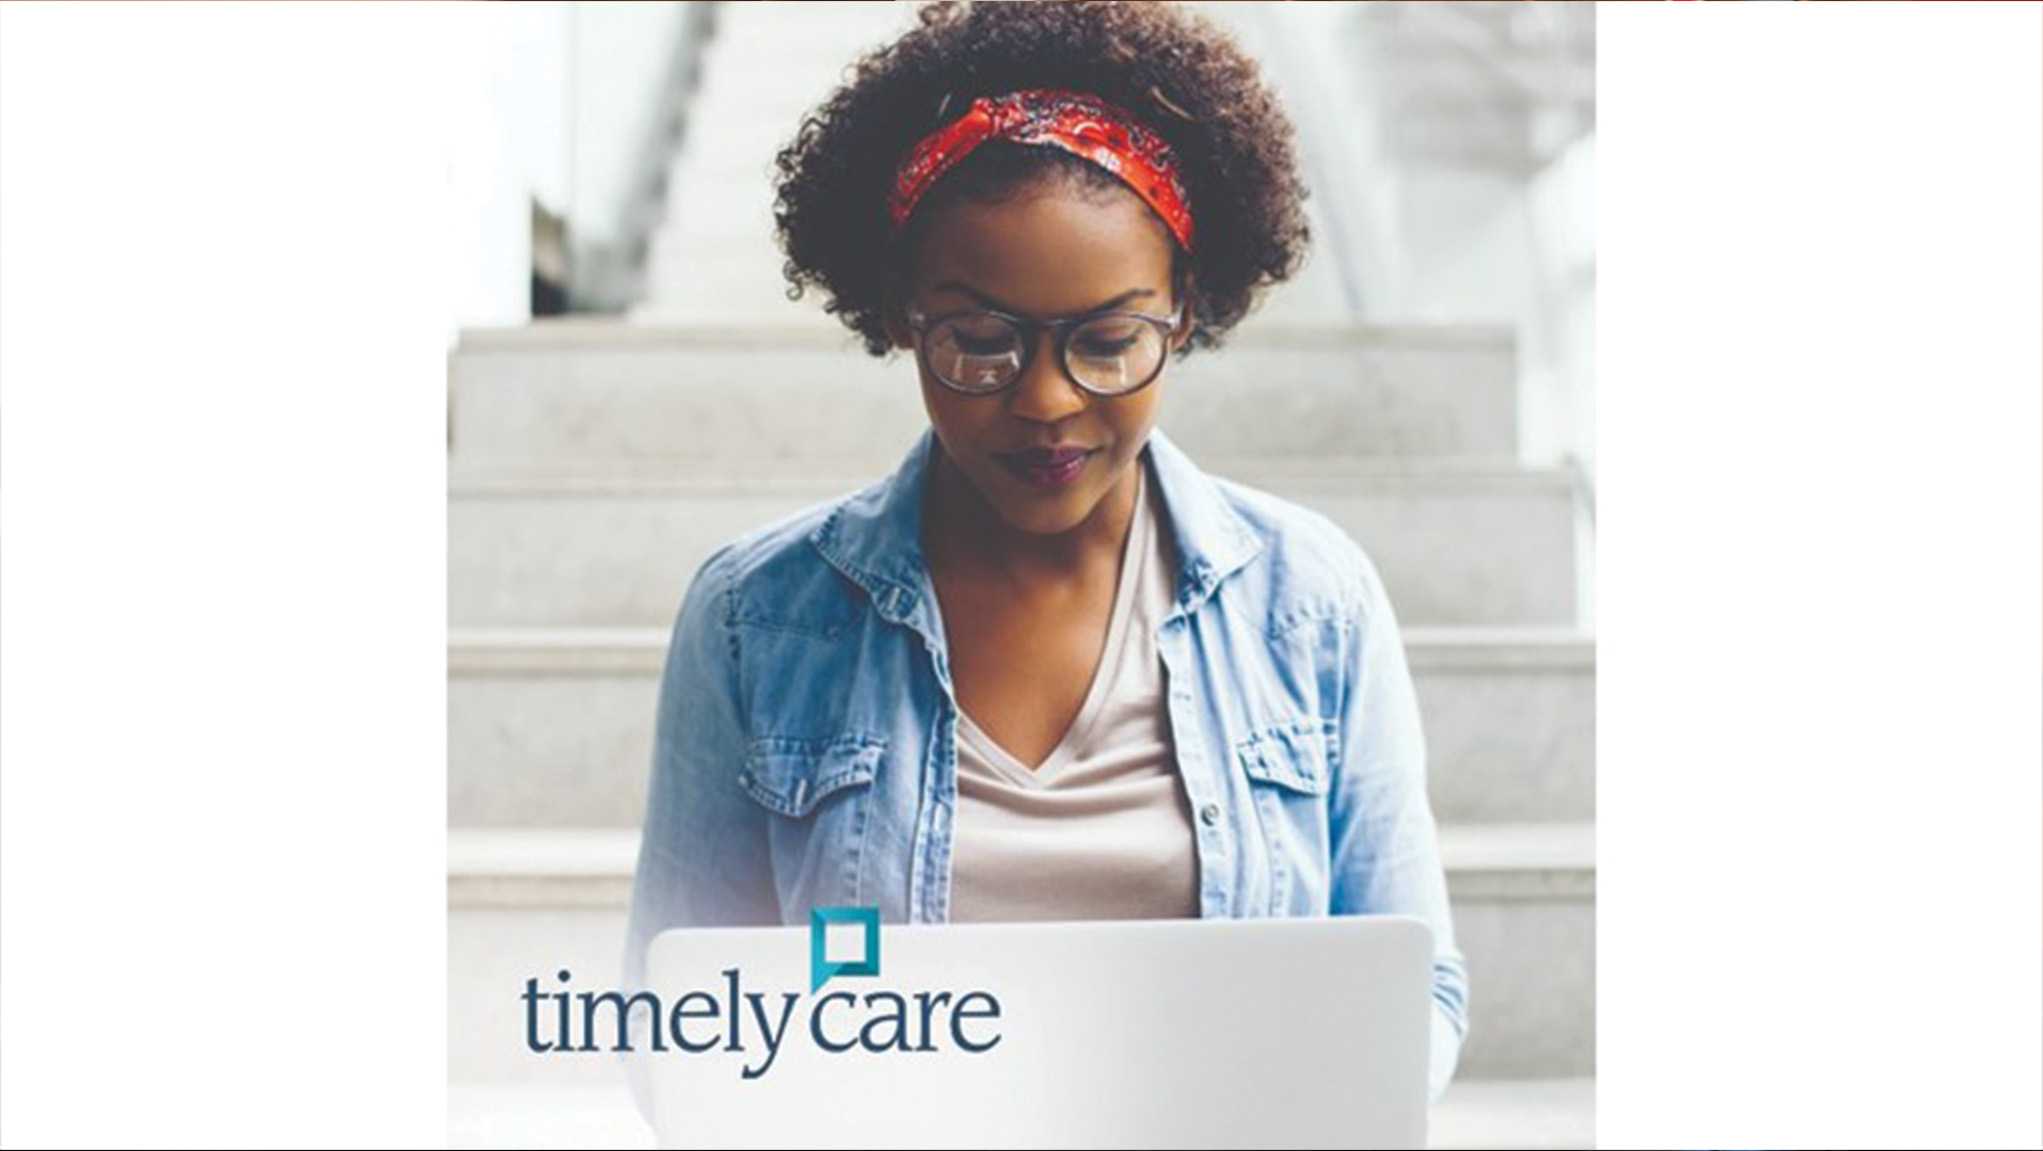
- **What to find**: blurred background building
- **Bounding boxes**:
[447,4,1595,1147]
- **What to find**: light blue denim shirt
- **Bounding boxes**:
[621,423,1468,1117]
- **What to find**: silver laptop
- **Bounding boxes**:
[638,913,1433,1149]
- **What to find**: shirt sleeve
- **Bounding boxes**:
[617,545,780,1129]
[1325,539,1470,1106]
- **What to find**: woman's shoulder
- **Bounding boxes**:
[677,484,877,634]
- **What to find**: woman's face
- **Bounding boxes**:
[886,181,1189,540]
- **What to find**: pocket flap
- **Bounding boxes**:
[1234,718,1336,796]
[738,734,885,817]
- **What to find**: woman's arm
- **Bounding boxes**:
[618,544,780,1126]
[1325,542,1470,1106]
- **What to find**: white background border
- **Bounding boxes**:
[1600,4,2040,1147]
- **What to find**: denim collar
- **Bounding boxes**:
[809,424,1264,644]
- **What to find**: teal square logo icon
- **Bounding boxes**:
[810,905,881,992]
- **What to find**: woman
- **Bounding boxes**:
[623,0,1467,1113]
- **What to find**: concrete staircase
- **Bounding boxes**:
[448,3,1593,1147]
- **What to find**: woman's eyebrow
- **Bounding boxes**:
[930,280,1155,318]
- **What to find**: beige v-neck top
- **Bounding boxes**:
[948,455,1202,922]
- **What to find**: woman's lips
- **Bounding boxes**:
[997,447,1097,490]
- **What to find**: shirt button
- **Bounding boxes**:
[1199,803,1221,826]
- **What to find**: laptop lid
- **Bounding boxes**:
[637,913,1433,1149]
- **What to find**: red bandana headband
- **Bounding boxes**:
[888,87,1195,254]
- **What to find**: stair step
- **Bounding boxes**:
[447,823,1592,908]
[447,625,1593,828]
[448,318,1520,464]
[451,830,1593,911]
[446,1077,1593,1149]
[446,824,1593,1082]
[447,461,1577,630]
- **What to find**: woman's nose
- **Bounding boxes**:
[1003,328,1089,423]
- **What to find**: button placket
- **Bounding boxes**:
[1158,615,1228,916]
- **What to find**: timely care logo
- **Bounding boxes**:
[524,905,1004,1079]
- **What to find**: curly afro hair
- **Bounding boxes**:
[771,1,1312,360]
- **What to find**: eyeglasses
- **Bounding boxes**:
[903,301,1186,397]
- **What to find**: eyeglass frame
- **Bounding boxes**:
[901,298,1190,398]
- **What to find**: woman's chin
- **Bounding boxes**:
[981,493,1088,536]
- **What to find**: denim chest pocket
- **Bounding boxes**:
[737,733,887,911]
[1235,717,1337,796]
[1234,717,1337,914]
[737,733,886,817]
